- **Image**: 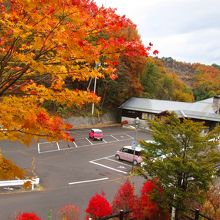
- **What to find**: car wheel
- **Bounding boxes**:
[115,155,120,160]
[133,160,138,166]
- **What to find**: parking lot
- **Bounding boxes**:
[90,155,132,175]
[0,126,151,219]
[37,131,137,176]
[37,133,134,154]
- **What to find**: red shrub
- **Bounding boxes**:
[140,179,169,220]
[58,204,80,220]
[86,193,112,219]
[15,212,41,220]
[112,180,141,219]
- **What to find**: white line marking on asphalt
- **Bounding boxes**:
[105,158,132,167]
[102,139,107,143]
[110,135,119,141]
[92,155,115,162]
[57,142,60,150]
[38,149,59,154]
[125,134,133,139]
[68,177,109,185]
[86,137,94,145]
[73,141,78,148]
[38,141,57,144]
[37,143,41,154]
[90,161,128,174]
[77,144,93,148]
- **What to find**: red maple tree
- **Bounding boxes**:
[112,180,141,219]
[86,193,112,219]
[140,179,170,220]
[15,212,41,220]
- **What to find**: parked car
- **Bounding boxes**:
[89,128,103,141]
[115,145,143,165]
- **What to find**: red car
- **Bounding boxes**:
[89,128,103,141]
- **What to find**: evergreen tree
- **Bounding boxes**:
[139,114,220,220]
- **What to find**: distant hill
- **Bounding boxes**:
[160,57,195,87]
[160,57,220,85]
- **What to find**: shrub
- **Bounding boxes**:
[23,181,32,190]
[58,204,80,220]
[0,150,25,180]
[201,184,220,220]
[112,180,140,219]
[86,193,112,219]
[15,212,41,220]
[140,179,170,220]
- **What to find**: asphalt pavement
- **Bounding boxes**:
[0,126,151,219]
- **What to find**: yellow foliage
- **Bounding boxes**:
[0,150,25,180]
[0,0,147,144]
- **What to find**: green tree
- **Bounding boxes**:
[140,58,160,98]
[140,58,193,102]
[138,114,220,220]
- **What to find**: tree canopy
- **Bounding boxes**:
[0,0,149,144]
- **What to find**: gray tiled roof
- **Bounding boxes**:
[119,97,220,122]
[174,110,220,122]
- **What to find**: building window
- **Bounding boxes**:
[142,113,154,120]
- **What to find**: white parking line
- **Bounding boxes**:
[92,155,115,162]
[86,137,94,145]
[38,149,60,154]
[57,142,60,150]
[110,135,119,141]
[105,157,132,167]
[37,143,40,154]
[90,161,128,174]
[68,177,109,185]
[38,141,57,144]
[37,133,133,154]
[125,134,134,139]
[73,141,78,148]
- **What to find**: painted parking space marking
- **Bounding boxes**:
[89,155,132,174]
[73,141,77,148]
[90,160,128,174]
[125,134,133,139]
[85,137,93,145]
[68,177,109,185]
[74,137,92,147]
[38,133,133,154]
[110,135,119,141]
[38,141,58,154]
[105,157,132,167]
[102,139,107,143]
[57,142,60,150]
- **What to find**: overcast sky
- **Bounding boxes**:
[94,0,220,65]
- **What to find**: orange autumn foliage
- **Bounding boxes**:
[0,0,149,144]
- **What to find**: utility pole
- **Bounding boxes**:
[91,77,97,116]
[131,117,140,171]
[91,63,101,116]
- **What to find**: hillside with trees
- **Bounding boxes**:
[93,56,220,111]
[161,57,220,101]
